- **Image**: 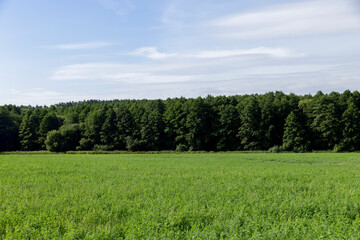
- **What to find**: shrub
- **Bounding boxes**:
[175,144,188,152]
[45,124,82,152]
[45,130,62,152]
[268,145,281,153]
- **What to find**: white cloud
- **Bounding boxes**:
[9,88,60,98]
[49,57,340,86]
[49,62,200,83]
[6,88,109,106]
[8,88,62,105]
[209,0,360,39]
[98,0,135,17]
[128,46,298,59]
[161,0,186,26]
[190,47,297,58]
[128,47,178,59]
[48,42,114,50]
[40,54,360,103]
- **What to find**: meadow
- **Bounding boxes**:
[1,153,360,239]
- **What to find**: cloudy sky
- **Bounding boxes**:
[0,0,360,105]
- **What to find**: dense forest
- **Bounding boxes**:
[1,90,360,152]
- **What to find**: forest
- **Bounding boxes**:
[1,90,360,152]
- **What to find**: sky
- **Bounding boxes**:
[0,0,360,105]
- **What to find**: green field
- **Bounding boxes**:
[1,153,360,239]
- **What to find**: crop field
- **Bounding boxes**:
[1,153,360,239]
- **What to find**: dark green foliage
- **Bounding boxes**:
[19,109,44,151]
[268,145,281,153]
[140,101,166,150]
[175,143,188,152]
[184,98,215,151]
[300,93,342,150]
[216,104,240,151]
[339,102,360,151]
[125,136,141,151]
[45,124,82,152]
[82,107,106,149]
[100,108,118,150]
[45,130,62,152]
[164,98,187,149]
[282,110,311,152]
[114,105,135,149]
[237,96,263,150]
[3,90,360,152]
[39,112,61,148]
[0,108,19,151]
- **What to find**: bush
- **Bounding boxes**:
[268,146,281,153]
[175,144,188,152]
[78,138,93,151]
[93,144,111,151]
[125,136,142,152]
[45,124,81,152]
[45,130,62,152]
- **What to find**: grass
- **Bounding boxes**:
[1,153,360,239]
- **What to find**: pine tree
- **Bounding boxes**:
[140,101,165,151]
[19,110,41,151]
[100,108,118,150]
[0,108,18,151]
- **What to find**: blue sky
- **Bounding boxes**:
[0,0,360,105]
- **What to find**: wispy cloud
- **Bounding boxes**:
[128,47,178,59]
[128,46,299,60]
[8,88,62,105]
[6,88,104,106]
[47,60,360,101]
[47,42,114,50]
[209,0,360,39]
[49,56,339,85]
[49,62,199,83]
[98,0,135,17]
[189,47,298,58]
[9,88,61,98]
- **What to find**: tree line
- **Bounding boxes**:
[1,90,360,152]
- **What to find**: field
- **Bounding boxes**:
[1,153,360,239]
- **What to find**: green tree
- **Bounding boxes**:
[259,93,277,149]
[282,110,310,152]
[115,105,135,150]
[81,107,106,149]
[163,98,187,150]
[100,108,118,150]
[237,97,262,150]
[45,130,62,152]
[216,104,240,151]
[339,103,360,151]
[0,108,18,151]
[60,124,82,151]
[39,112,61,148]
[184,98,214,151]
[140,100,165,150]
[45,124,82,152]
[300,93,341,150]
[19,110,41,151]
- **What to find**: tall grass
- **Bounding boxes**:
[1,153,360,239]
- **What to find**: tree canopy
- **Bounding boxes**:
[1,91,360,152]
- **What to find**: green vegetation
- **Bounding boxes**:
[1,153,360,239]
[1,90,360,152]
